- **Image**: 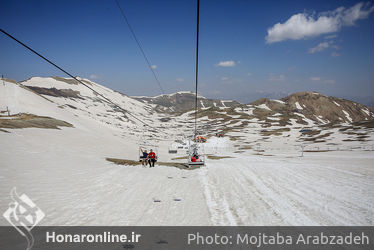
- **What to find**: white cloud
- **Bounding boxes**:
[308,40,340,54]
[266,2,374,43]
[247,72,252,76]
[308,42,330,53]
[325,34,338,39]
[176,78,184,82]
[221,76,229,81]
[310,77,336,84]
[151,65,157,69]
[216,60,236,67]
[268,74,286,82]
[310,77,321,81]
[331,51,340,57]
[89,74,99,80]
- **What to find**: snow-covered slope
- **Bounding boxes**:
[12,77,173,139]
[1,77,373,226]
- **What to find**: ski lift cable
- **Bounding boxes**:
[186,0,205,167]
[194,0,200,138]
[0,28,160,131]
[114,0,165,95]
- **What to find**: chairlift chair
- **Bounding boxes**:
[168,145,178,154]
[187,143,205,167]
[216,130,224,137]
[139,143,159,162]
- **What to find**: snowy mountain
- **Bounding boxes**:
[133,89,374,124]
[133,91,240,113]
[1,76,374,141]
[15,77,160,132]
[1,76,374,226]
[251,91,374,124]
[1,75,373,155]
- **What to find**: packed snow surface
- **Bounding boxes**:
[1,128,373,226]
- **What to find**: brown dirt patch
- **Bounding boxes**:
[0,114,73,130]
[206,155,233,160]
[106,158,198,170]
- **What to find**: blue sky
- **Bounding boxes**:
[1,0,374,103]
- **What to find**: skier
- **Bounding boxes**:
[148,149,157,167]
[140,147,148,167]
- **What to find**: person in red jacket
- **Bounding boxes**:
[147,149,157,167]
[191,153,200,162]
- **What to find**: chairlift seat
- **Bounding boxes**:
[139,155,149,162]
[187,155,205,167]
[188,160,205,167]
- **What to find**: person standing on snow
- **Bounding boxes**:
[148,149,157,167]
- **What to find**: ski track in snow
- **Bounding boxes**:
[200,166,237,225]
[200,155,374,226]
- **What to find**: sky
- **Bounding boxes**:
[1,0,374,104]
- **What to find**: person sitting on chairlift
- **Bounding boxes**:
[140,147,148,167]
[148,149,157,167]
[191,152,200,162]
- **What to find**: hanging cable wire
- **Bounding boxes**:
[114,0,165,95]
[194,0,200,138]
[0,28,159,131]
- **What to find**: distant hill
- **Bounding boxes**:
[133,91,240,113]
[250,91,374,124]
[134,90,374,124]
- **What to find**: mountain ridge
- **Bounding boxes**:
[1,76,374,153]
[2,76,374,126]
